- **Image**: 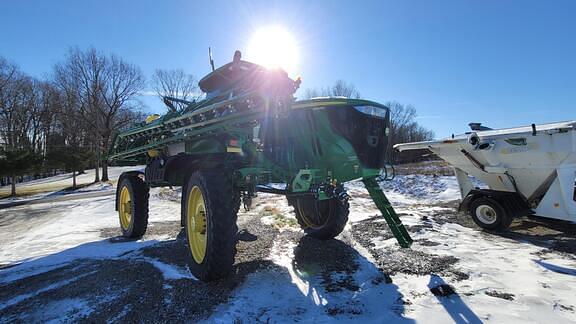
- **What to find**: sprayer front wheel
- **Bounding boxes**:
[289,197,349,240]
[183,170,238,281]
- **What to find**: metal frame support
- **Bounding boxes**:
[454,167,475,199]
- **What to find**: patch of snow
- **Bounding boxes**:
[0,270,96,311]
[143,257,196,280]
[388,211,576,323]
[32,298,93,323]
[2,171,576,323]
[347,174,485,210]
[260,215,276,226]
[0,189,181,284]
[75,181,114,193]
[208,238,411,323]
[0,166,143,197]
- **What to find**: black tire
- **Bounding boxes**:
[469,197,512,231]
[182,187,240,227]
[181,183,188,227]
[183,170,238,281]
[289,197,349,240]
[117,175,149,238]
[233,191,241,215]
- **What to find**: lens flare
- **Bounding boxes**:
[246,26,299,75]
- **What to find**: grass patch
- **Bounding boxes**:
[260,205,298,228]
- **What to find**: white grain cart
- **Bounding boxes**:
[395,121,576,230]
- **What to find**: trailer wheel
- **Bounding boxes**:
[289,197,349,240]
[183,170,238,281]
[117,175,149,238]
[469,197,512,231]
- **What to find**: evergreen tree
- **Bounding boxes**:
[0,148,42,196]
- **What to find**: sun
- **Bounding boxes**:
[246,26,299,75]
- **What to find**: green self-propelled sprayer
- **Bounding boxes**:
[109,51,412,281]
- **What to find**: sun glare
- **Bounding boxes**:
[246,26,299,75]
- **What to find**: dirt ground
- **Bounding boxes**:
[2,197,575,322]
[1,164,576,322]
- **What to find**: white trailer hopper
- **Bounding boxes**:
[395,121,576,230]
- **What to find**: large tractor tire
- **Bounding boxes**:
[289,197,349,240]
[181,186,241,227]
[469,197,513,231]
[117,175,149,238]
[232,191,241,215]
[183,170,238,281]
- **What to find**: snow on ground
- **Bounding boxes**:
[1,172,575,322]
[0,185,180,284]
[347,176,576,323]
[391,222,576,323]
[0,166,143,199]
[211,175,576,323]
[208,236,410,323]
[347,174,466,207]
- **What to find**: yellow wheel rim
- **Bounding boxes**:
[119,186,132,230]
[187,186,207,263]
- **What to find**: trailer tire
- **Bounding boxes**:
[117,175,149,238]
[183,170,238,281]
[289,197,349,240]
[469,197,512,231]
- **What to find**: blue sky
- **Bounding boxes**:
[1,0,574,138]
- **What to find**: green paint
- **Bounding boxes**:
[362,177,413,248]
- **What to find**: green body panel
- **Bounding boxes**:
[281,105,362,182]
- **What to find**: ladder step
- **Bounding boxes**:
[362,177,413,248]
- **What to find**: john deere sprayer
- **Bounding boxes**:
[109,51,412,281]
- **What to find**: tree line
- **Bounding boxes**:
[0,47,198,196]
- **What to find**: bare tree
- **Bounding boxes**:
[99,54,145,181]
[385,101,434,162]
[0,58,21,148]
[386,101,434,143]
[54,48,145,182]
[302,79,361,99]
[303,88,320,99]
[34,81,61,156]
[0,57,19,95]
[54,48,106,182]
[0,59,48,193]
[327,80,361,98]
[0,69,37,150]
[151,69,198,112]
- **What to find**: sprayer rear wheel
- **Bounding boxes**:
[117,175,149,238]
